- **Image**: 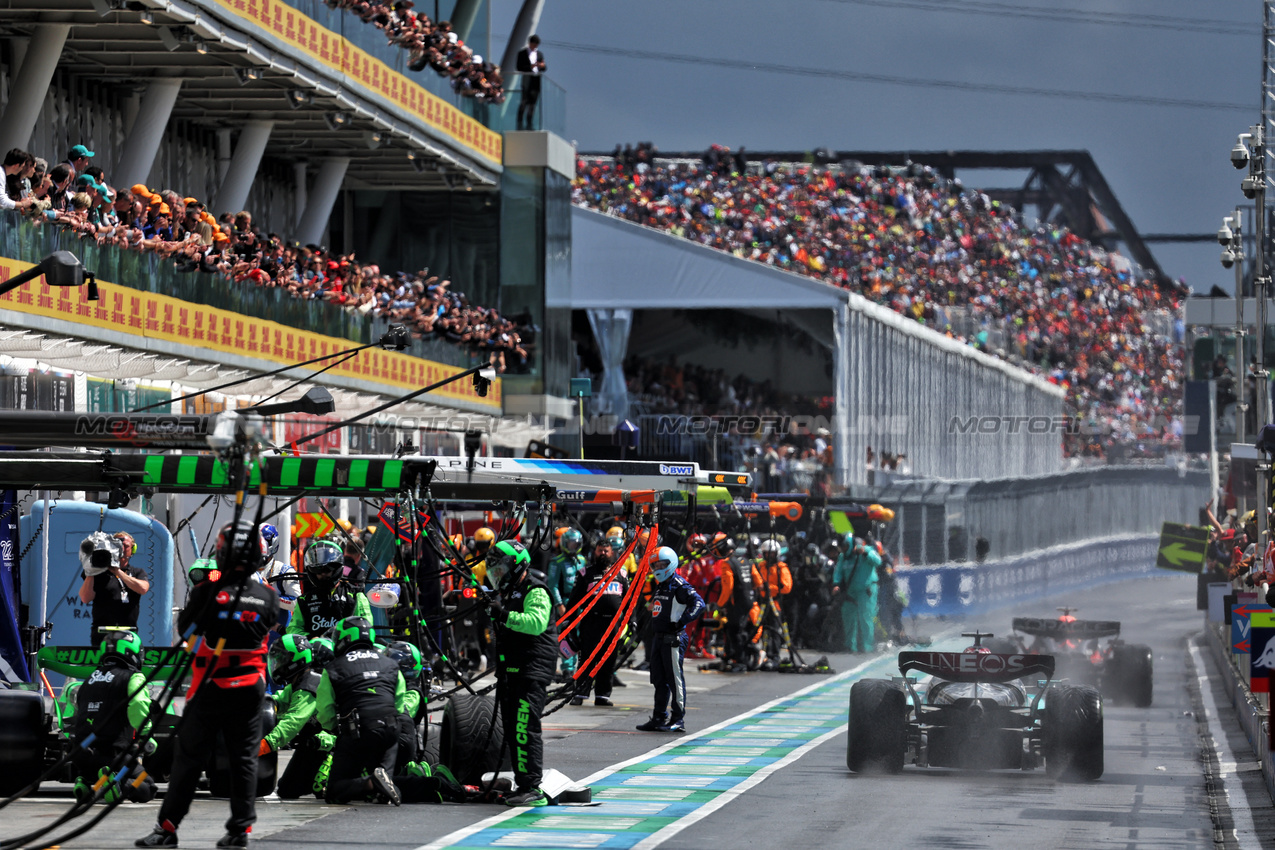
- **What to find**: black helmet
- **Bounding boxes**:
[214,520,268,574]
[304,540,344,581]
[331,617,375,655]
[383,641,424,685]
[268,634,312,684]
[310,636,336,669]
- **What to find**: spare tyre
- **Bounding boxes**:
[846,678,906,774]
[420,720,442,767]
[1043,684,1103,781]
[440,692,509,785]
[0,690,47,796]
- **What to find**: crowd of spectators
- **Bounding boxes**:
[574,147,1187,460]
[324,0,503,101]
[2,145,528,371]
[624,353,830,418]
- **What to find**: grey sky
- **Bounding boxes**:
[492,0,1260,294]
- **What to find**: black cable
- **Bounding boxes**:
[247,349,360,409]
[547,41,1253,113]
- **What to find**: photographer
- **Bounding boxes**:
[79,531,150,641]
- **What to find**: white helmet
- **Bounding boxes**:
[759,539,782,561]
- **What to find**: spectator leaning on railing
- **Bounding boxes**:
[4,143,529,372]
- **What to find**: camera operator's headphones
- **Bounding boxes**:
[113,532,137,556]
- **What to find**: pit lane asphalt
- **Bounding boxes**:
[6,571,1272,850]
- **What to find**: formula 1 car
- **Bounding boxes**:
[987,610,1152,708]
[846,633,1103,781]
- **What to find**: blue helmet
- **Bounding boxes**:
[260,524,280,559]
[650,546,679,582]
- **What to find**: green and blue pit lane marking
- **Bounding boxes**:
[417,651,914,850]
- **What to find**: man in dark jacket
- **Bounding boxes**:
[515,35,546,130]
[637,547,704,733]
[485,539,556,806]
[136,522,277,849]
[566,532,628,706]
[315,616,405,805]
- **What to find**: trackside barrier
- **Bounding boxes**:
[896,534,1159,618]
[1204,622,1275,802]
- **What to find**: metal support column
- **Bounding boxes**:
[294,157,350,247]
[214,120,274,215]
[113,78,183,190]
[0,25,69,153]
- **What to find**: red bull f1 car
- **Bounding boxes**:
[846,633,1103,781]
[988,610,1152,708]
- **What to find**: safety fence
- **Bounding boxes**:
[895,534,1158,619]
[862,465,1208,565]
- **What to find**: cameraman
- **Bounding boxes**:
[79,532,150,641]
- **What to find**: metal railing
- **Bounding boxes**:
[854,465,1208,565]
[0,212,480,368]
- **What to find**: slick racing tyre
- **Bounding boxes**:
[0,689,47,796]
[1043,685,1103,782]
[1107,644,1153,708]
[846,678,906,774]
[420,720,442,767]
[440,693,509,785]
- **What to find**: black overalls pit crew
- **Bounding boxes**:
[383,640,428,772]
[286,540,373,639]
[136,521,277,850]
[711,534,758,672]
[566,532,628,707]
[485,540,557,808]
[263,634,335,800]
[315,616,405,806]
[71,629,157,804]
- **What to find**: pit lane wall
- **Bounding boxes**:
[1204,622,1275,803]
[896,534,1159,619]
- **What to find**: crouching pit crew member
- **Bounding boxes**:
[637,547,704,733]
[263,634,335,799]
[315,616,404,806]
[72,629,157,804]
[136,521,277,849]
[485,540,557,807]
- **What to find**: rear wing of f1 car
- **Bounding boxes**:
[899,651,1055,684]
[1010,618,1121,640]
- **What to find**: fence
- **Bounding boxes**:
[859,465,1208,566]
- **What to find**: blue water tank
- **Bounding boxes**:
[20,501,174,658]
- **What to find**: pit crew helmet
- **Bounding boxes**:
[304,540,344,580]
[100,629,142,669]
[268,634,313,684]
[214,520,268,574]
[473,527,496,555]
[310,636,336,670]
[383,641,424,685]
[561,528,583,554]
[486,540,530,589]
[331,616,375,655]
[759,539,782,563]
[650,547,679,582]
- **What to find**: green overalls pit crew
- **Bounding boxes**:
[383,640,427,772]
[485,540,557,808]
[262,634,336,800]
[546,528,586,675]
[71,629,157,804]
[832,532,881,653]
[287,540,373,639]
[315,616,406,805]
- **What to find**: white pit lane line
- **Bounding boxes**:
[1189,639,1262,850]
[414,652,892,850]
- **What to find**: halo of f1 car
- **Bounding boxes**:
[986,608,1153,708]
[847,632,1104,781]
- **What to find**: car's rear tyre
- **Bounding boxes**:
[1044,684,1103,781]
[440,693,508,785]
[1108,644,1153,708]
[0,690,46,796]
[846,678,906,774]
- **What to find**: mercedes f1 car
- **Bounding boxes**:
[987,610,1152,707]
[846,633,1103,781]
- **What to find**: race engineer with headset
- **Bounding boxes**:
[71,629,157,804]
[315,616,405,805]
[261,634,336,799]
[136,521,277,849]
[636,547,704,733]
[286,540,373,638]
[484,539,557,807]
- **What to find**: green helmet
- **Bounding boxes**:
[100,629,142,669]
[485,540,530,589]
[187,558,218,585]
[268,633,312,683]
[383,641,423,685]
[331,616,375,655]
[310,636,335,669]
